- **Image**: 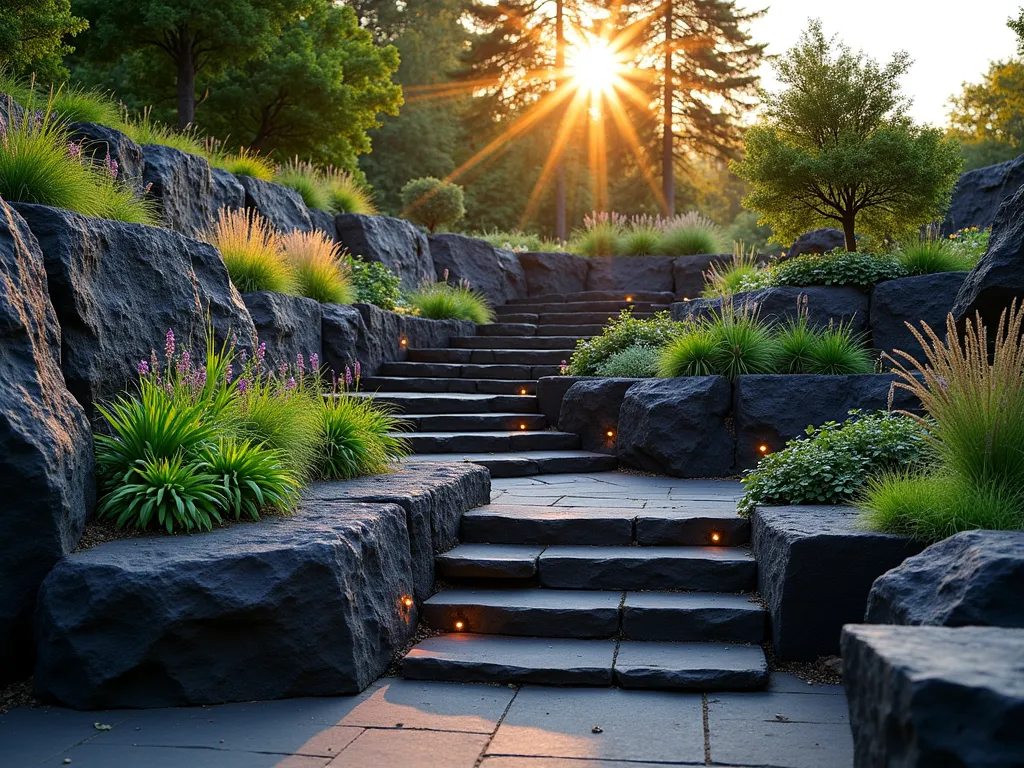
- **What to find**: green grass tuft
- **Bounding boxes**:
[323,167,377,215]
[209,145,275,181]
[570,221,621,256]
[321,394,409,479]
[408,282,495,324]
[657,326,720,377]
[275,158,330,211]
[120,109,206,155]
[280,229,355,304]
[806,323,874,374]
[619,225,662,256]
[895,238,976,275]
[205,208,295,294]
[657,212,725,256]
[774,315,818,374]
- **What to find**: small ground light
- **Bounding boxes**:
[625,295,633,302]
[400,338,407,347]
[606,430,615,438]
[520,388,527,395]
[454,620,465,631]
[403,597,414,608]
[759,444,770,454]
[711,532,721,543]
[520,423,527,430]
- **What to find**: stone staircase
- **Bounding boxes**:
[400,496,769,690]
[358,290,675,477]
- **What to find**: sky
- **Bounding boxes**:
[748,0,1020,126]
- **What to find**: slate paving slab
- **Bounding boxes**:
[622,592,766,642]
[325,729,489,768]
[613,642,768,690]
[707,720,855,768]
[485,687,705,764]
[44,743,333,767]
[436,544,546,580]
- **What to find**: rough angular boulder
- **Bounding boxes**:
[209,168,246,215]
[242,291,323,368]
[428,234,526,306]
[943,152,1024,233]
[732,375,919,469]
[952,183,1024,332]
[518,252,589,296]
[559,378,641,454]
[34,502,416,709]
[585,256,675,294]
[0,203,94,683]
[14,203,256,416]
[141,143,217,236]
[866,530,1024,628]
[673,285,869,334]
[870,273,966,360]
[239,176,313,233]
[671,253,732,299]
[335,214,432,290]
[752,506,924,660]
[785,228,845,260]
[321,303,367,374]
[842,624,1024,768]
[617,377,734,477]
[67,122,145,191]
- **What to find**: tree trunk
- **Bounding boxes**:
[554,0,567,242]
[661,0,674,217]
[176,27,196,129]
[842,212,857,251]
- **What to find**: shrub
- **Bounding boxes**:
[568,310,686,375]
[657,211,725,255]
[344,254,403,310]
[895,238,975,275]
[119,109,206,156]
[275,158,330,211]
[805,323,874,374]
[701,242,761,297]
[208,145,275,181]
[321,393,409,479]
[765,249,908,290]
[408,280,494,323]
[280,229,354,304]
[205,208,294,294]
[594,345,661,377]
[738,411,928,516]
[619,224,662,256]
[401,176,465,232]
[0,99,155,224]
[198,438,300,520]
[860,305,1024,541]
[97,454,226,533]
[323,167,377,215]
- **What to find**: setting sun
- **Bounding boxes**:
[568,38,625,97]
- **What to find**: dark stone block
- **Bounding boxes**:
[308,207,338,240]
[14,204,256,417]
[732,375,919,470]
[141,143,216,236]
[242,291,322,369]
[0,203,94,683]
[428,234,527,306]
[67,122,144,191]
[585,256,675,293]
[321,303,367,374]
[536,376,595,425]
[239,175,313,233]
[673,286,870,334]
[518,252,589,296]
[617,377,734,477]
[33,502,415,709]
[303,462,490,601]
[943,152,1024,233]
[870,273,966,361]
[752,506,924,660]
[622,592,766,643]
[786,228,845,260]
[866,530,1024,628]
[842,624,1024,768]
[672,253,732,300]
[209,167,246,216]
[952,183,1024,333]
[558,378,640,453]
[335,214,432,290]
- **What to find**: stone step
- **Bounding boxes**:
[510,290,676,304]
[536,546,756,592]
[406,348,573,365]
[421,587,766,643]
[537,324,606,337]
[460,504,749,547]
[436,543,545,580]
[377,362,561,380]
[352,392,538,415]
[402,635,767,690]
[450,336,587,350]
[478,323,538,337]
[421,588,622,638]
[401,413,548,432]
[360,377,537,396]
[535,311,658,325]
[409,450,618,478]
[495,301,669,316]
[403,430,581,454]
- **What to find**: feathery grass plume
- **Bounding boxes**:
[658,325,720,376]
[657,211,725,256]
[409,280,494,324]
[198,438,300,520]
[280,229,355,304]
[570,211,626,256]
[205,208,294,294]
[895,237,975,275]
[860,304,1024,540]
[0,73,122,126]
[702,241,761,297]
[620,216,663,256]
[120,107,206,155]
[207,142,275,181]
[321,393,410,479]
[323,167,377,215]
[275,157,330,210]
[806,322,874,374]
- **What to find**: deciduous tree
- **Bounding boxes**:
[0,0,87,82]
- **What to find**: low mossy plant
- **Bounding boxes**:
[568,309,686,376]
[594,345,661,377]
[344,254,403,310]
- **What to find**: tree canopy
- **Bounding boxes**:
[0,0,87,82]
[948,59,1024,170]
[732,20,962,250]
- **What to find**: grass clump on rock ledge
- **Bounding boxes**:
[280,229,355,304]
[204,208,295,294]
[408,278,494,324]
[568,310,685,376]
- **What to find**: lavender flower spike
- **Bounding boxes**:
[138,360,150,376]
[165,329,175,360]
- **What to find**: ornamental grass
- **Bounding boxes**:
[280,229,355,304]
[205,208,295,294]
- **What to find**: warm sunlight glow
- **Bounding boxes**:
[568,39,625,98]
